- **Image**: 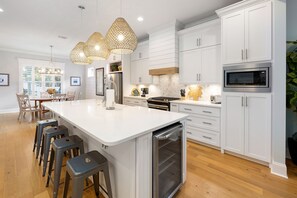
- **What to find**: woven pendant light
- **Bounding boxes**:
[70,42,93,65]
[84,32,110,60]
[105,17,138,55]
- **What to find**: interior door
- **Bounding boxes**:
[222,10,245,65]
[179,49,201,84]
[222,92,245,154]
[245,1,272,62]
[244,93,271,162]
[201,45,221,84]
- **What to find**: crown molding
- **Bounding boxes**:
[216,0,271,17]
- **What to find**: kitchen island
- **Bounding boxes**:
[43,99,188,198]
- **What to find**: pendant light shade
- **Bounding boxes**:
[70,42,93,65]
[84,32,110,60]
[105,17,138,54]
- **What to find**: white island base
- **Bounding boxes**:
[43,100,187,198]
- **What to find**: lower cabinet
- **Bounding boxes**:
[171,102,221,147]
[222,92,271,162]
[124,97,148,107]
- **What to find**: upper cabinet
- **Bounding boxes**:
[108,53,122,63]
[179,20,221,52]
[219,1,272,65]
[178,20,222,84]
[130,41,152,85]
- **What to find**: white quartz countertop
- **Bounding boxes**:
[170,100,221,108]
[124,95,150,100]
[43,99,188,146]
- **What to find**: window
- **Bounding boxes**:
[18,58,65,96]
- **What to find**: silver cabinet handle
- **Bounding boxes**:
[184,108,192,111]
[139,52,142,59]
[113,55,116,61]
[241,49,244,60]
[196,74,199,81]
[202,136,212,140]
[246,49,248,60]
[196,38,199,46]
[186,119,192,122]
[241,96,244,107]
[187,131,192,135]
[202,111,212,114]
[172,104,177,107]
[246,96,248,107]
[203,122,212,125]
[139,77,142,83]
[198,73,201,81]
[199,38,201,46]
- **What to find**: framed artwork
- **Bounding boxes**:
[96,68,105,96]
[70,76,81,86]
[0,73,9,86]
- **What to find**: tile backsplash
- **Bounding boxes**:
[134,74,221,101]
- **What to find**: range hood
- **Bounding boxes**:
[148,20,183,76]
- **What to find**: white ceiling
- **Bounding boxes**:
[0,0,241,58]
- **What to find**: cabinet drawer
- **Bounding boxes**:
[186,115,220,132]
[170,103,179,112]
[186,126,220,147]
[179,104,220,117]
[124,98,147,107]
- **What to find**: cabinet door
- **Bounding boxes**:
[222,10,245,65]
[244,93,271,162]
[222,93,245,154]
[179,49,201,84]
[179,31,200,52]
[245,2,272,62]
[201,45,221,84]
[200,23,221,48]
[130,61,140,84]
[139,59,152,84]
[131,44,149,61]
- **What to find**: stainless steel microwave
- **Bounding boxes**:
[223,63,271,92]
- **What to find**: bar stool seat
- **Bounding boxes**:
[39,125,69,176]
[47,135,84,198]
[63,150,113,198]
[33,119,58,159]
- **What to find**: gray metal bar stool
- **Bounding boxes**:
[46,135,85,198]
[39,125,69,176]
[33,119,58,159]
[63,150,113,198]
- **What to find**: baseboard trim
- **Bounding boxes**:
[0,108,18,114]
[270,161,288,178]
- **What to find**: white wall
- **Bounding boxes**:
[0,49,85,113]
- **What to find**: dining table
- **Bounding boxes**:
[30,96,68,119]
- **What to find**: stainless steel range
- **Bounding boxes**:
[147,97,180,111]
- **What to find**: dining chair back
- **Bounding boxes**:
[52,94,67,102]
[66,91,76,101]
[16,93,40,122]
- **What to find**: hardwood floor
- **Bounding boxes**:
[1,113,297,198]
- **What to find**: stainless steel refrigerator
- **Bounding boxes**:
[106,73,123,104]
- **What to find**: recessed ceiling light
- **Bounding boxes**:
[137,16,144,22]
[0,8,4,12]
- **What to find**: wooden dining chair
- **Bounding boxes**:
[52,93,67,102]
[66,91,76,101]
[16,93,41,122]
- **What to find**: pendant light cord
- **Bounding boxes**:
[120,0,122,17]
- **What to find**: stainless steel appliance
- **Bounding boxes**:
[147,97,180,111]
[223,63,271,92]
[153,123,183,198]
[107,73,123,104]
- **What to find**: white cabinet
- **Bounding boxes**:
[221,1,272,65]
[171,102,221,147]
[222,92,271,162]
[130,59,152,84]
[179,19,221,52]
[180,45,221,84]
[130,41,152,85]
[108,54,122,63]
[123,97,148,107]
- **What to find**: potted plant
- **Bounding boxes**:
[287,42,297,165]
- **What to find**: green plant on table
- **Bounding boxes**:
[287,46,297,111]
